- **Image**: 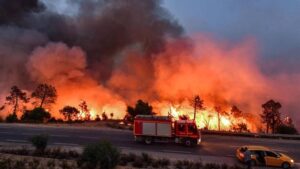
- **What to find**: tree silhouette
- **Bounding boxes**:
[235,123,248,133]
[60,106,80,121]
[192,95,204,121]
[32,84,57,108]
[214,106,222,131]
[179,115,189,120]
[203,114,212,130]
[102,112,108,121]
[231,105,242,118]
[79,101,90,121]
[110,113,114,119]
[6,86,29,115]
[0,105,5,111]
[261,100,282,134]
[124,100,155,124]
[21,107,51,123]
[214,106,229,131]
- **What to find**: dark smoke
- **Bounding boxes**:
[0,0,44,24]
[0,0,183,91]
[0,0,184,117]
[20,0,183,81]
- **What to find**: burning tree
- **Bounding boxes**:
[214,106,230,131]
[192,95,204,121]
[79,101,90,121]
[5,86,29,115]
[179,115,189,120]
[203,114,213,130]
[32,84,57,108]
[261,100,282,134]
[231,105,242,118]
[124,100,155,124]
[60,106,80,121]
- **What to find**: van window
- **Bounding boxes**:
[266,151,278,158]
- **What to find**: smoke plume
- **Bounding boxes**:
[0,0,299,129]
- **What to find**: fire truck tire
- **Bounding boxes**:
[184,139,197,146]
[184,139,192,146]
[144,137,153,145]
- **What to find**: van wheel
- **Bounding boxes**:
[144,137,152,145]
[282,162,290,169]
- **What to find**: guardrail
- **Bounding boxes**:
[201,130,300,140]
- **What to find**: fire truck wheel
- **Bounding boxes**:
[184,139,192,146]
[144,137,153,145]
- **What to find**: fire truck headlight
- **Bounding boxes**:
[197,138,202,144]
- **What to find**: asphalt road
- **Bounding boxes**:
[0,123,299,163]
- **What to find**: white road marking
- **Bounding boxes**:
[51,134,70,138]
[78,136,99,139]
[162,150,192,154]
[27,128,45,131]
[6,139,29,143]
[54,143,80,147]
[119,146,131,149]
[0,132,12,134]
[21,133,37,136]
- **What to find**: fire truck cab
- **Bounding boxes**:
[134,115,201,146]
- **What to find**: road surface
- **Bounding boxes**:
[0,123,299,165]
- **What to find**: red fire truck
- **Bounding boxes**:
[134,115,201,146]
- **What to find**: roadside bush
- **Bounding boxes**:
[47,160,56,169]
[30,134,49,154]
[60,160,74,169]
[276,124,298,134]
[229,164,245,169]
[44,148,80,159]
[21,107,51,123]
[28,159,40,169]
[78,140,120,169]
[0,146,30,156]
[6,113,18,123]
[151,158,171,168]
[13,160,26,169]
[175,160,203,169]
[141,152,153,166]
[0,159,13,169]
[118,154,129,166]
[45,148,65,159]
[127,153,137,162]
[221,163,229,169]
[132,156,144,168]
[203,163,221,169]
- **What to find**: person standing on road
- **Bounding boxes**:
[244,147,252,169]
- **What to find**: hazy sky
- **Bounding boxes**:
[163,0,300,73]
